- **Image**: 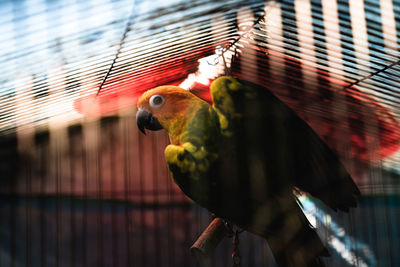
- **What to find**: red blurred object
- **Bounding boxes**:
[74,46,216,116]
[73,77,183,117]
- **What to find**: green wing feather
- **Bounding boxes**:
[164,104,220,207]
[210,76,360,211]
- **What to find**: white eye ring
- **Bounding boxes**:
[149,94,165,109]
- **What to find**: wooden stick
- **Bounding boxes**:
[190,217,229,261]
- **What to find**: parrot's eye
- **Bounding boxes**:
[149,94,165,109]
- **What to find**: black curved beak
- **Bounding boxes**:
[136,108,163,135]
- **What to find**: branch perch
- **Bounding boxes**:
[190,217,229,261]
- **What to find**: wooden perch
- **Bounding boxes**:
[190,217,229,261]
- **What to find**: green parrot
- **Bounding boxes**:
[136,76,360,266]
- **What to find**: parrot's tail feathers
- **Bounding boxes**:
[253,198,329,267]
[266,224,328,267]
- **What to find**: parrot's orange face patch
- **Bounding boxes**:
[137,86,205,133]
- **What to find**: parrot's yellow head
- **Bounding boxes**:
[136,85,208,137]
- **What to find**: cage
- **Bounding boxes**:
[0,0,399,266]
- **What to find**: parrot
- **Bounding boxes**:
[136,76,360,266]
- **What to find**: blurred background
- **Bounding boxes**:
[0,0,399,266]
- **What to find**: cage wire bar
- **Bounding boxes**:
[0,0,399,266]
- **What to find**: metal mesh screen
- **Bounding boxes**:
[0,0,399,266]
